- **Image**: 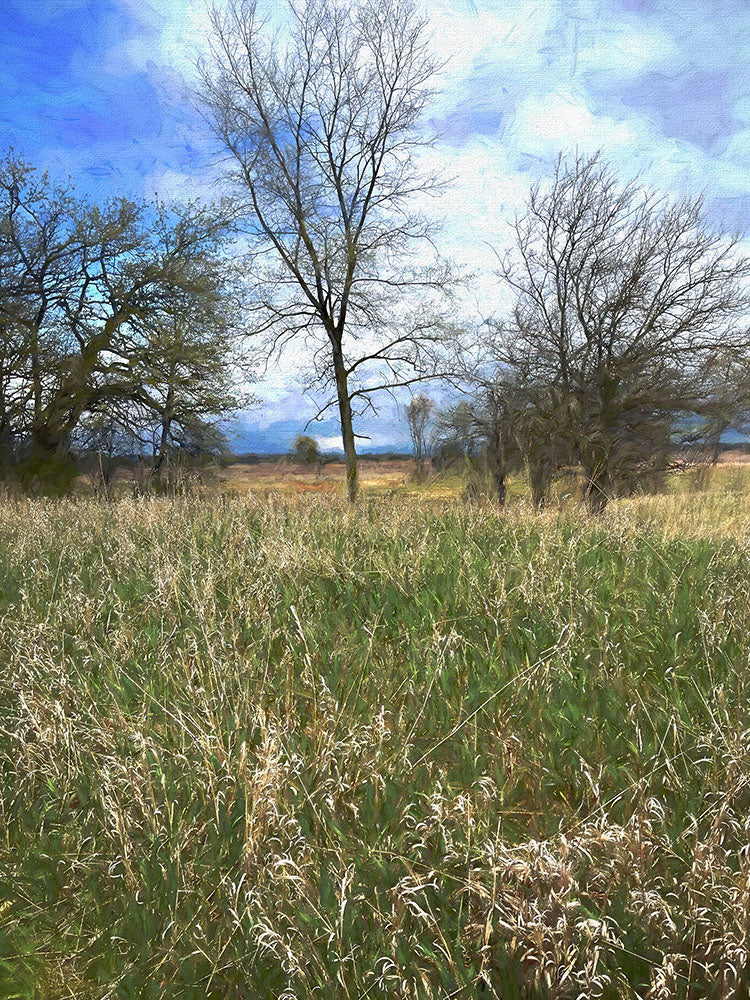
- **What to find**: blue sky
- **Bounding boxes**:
[2,0,750,451]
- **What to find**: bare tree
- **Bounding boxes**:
[197,0,453,501]
[430,400,479,469]
[450,326,573,508]
[491,153,750,512]
[466,382,529,507]
[432,378,550,507]
[405,392,433,480]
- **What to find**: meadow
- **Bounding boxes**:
[2,470,750,998]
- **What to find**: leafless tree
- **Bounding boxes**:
[468,381,531,507]
[197,0,454,501]
[449,325,572,508]
[432,375,563,507]
[490,152,750,511]
[405,392,433,480]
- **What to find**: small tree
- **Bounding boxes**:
[405,393,434,481]
[293,434,322,473]
[431,384,530,506]
[75,409,128,499]
[131,302,250,475]
[695,349,750,464]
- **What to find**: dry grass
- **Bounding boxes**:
[191,457,415,495]
[2,488,750,997]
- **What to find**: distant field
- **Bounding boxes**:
[222,449,750,500]
[2,488,750,997]
[76,447,750,503]
[221,457,418,494]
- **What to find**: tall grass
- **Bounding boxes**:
[2,492,750,997]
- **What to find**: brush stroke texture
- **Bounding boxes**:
[1,0,747,449]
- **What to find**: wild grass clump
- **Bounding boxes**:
[2,493,750,997]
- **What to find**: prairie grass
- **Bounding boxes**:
[2,490,750,997]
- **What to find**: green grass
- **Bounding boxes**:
[2,491,750,998]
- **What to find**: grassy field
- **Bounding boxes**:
[2,481,750,998]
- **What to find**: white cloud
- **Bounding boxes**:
[511,88,638,156]
[314,434,344,451]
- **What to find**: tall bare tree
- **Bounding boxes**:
[491,153,750,511]
[197,0,452,501]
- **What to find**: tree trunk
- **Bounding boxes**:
[708,421,728,465]
[529,458,550,510]
[19,434,77,496]
[494,468,507,507]
[0,420,13,475]
[155,390,174,474]
[0,375,12,475]
[31,334,43,429]
[28,324,119,474]
[584,466,610,514]
[332,349,358,503]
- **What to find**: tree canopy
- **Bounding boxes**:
[0,151,246,491]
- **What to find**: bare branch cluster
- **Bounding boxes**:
[474,153,750,510]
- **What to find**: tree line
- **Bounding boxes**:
[3,0,750,508]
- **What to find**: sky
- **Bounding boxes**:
[2,0,750,452]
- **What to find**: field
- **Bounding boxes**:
[2,474,750,998]
[220,458,418,494]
